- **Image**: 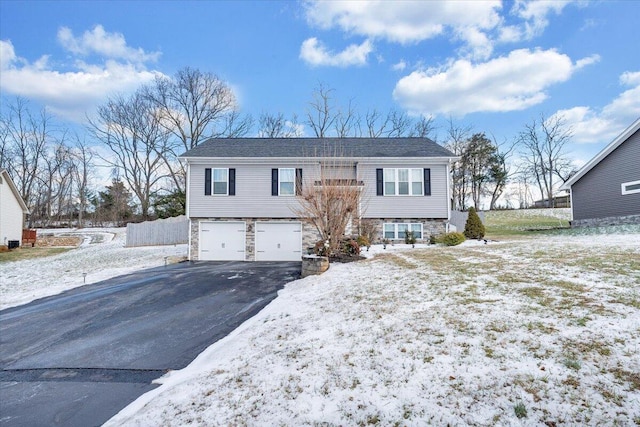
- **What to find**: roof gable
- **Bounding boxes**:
[1,169,30,214]
[561,118,640,190]
[180,137,456,159]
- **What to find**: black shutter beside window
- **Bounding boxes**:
[295,168,302,196]
[376,169,383,196]
[271,169,278,196]
[424,168,431,196]
[229,168,236,196]
[204,168,212,195]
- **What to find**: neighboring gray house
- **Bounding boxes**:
[0,169,30,247]
[180,138,457,261]
[560,118,640,227]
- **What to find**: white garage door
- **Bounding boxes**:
[199,221,246,261]
[255,222,302,261]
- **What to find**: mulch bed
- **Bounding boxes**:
[328,254,366,263]
[34,235,83,247]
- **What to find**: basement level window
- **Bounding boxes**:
[621,180,640,195]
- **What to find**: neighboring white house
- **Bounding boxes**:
[180,137,458,261]
[0,169,30,247]
[560,118,640,227]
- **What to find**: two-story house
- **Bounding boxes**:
[180,138,457,261]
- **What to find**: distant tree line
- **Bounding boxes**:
[1,67,576,226]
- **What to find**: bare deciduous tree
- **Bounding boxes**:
[147,67,251,193]
[518,113,573,207]
[71,136,95,227]
[88,91,170,220]
[292,145,365,255]
[306,83,337,138]
[365,108,388,138]
[444,118,473,210]
[410,115,436,139]
[1,97,53,211]
[334,99,360,137]
[386,109,413,137]
[258,112,302,138]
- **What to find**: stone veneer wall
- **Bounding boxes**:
[189,218,321,261]
[190,217,448,260]
[571,214,640,228]
[361,218,448,243]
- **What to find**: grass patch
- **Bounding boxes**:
[484,209,570,238]
[372,253,417,269]
[611,368,640,390]
[0,247,73,263]
[514,402,528,419]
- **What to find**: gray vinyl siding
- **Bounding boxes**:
[572,129,640,221]
[188,162,316,218]
[188,159,450,219]
[359,162,449,218]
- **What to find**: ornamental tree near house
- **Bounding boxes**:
[291,148,366,256]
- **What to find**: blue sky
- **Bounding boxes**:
[1,0,639,166]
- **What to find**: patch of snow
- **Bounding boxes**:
[0,228,187,310]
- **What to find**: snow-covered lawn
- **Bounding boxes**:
[0,228,187,310]
[107,227,640,426]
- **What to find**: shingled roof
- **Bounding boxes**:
[180,137,456,159]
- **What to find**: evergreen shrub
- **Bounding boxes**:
[464,207,485,239]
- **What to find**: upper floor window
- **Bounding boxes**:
[383,168,423,196]
[204,168,235,196]
[279,168,295,195]
[621,180,640,195]
[272,168,302,196]
[213,168,228,195]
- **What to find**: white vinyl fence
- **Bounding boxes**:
[125,215,189,247]
[449,210,485,233]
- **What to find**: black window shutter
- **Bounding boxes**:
[424,168,431,196]
[271,169,278,196]
[204,168,212,195]
[228,168,236,196]
[295,168,303,196]
[376,169,383,196]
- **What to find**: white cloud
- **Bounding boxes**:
[0,39,18,67]
[392,60,406,71]
[57,25,161,63]
[553,71,640,143]
[0,27,162,122]
[393,48,593,116]
[299,37,373,67]
[511,0,576,39]
[303,0,502,59]
[303,0,583,60]
[620,71,640,86]
[575,54,600,69]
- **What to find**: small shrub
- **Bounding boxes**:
[342,239,361,256]
[404,231,417,245]
[359,219,378,244]
[356,235,370,248]
[429,235,437,245]
[464,206,485,239]
[441,232,466,246]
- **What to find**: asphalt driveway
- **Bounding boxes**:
[0,261,300,427]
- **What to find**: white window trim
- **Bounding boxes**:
[383,223,423,240]
[212,168,229,196]
[278,168,295,196]
[621,180,640,195]
[383,168,423,196]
